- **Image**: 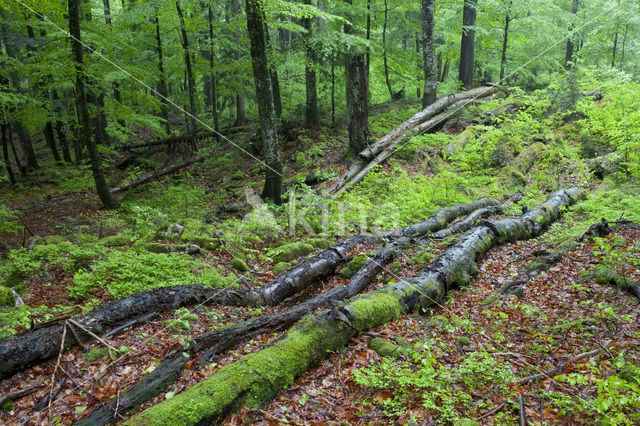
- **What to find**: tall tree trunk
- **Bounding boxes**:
[418,34,424,98]
[154,11,171,137]
[422,0,437,107]
[43,122,61,162]
[264,23,283,118]
[500,14,510,81]
[441,58,450,82]
[1,113,16,186]
[246,0,283,203]
[230,0,247,126]
[611,31,618,68]
[68,0,118,209]
[54,121,72,163]
[331,53,336,128]
[383,0,395,101]
[365,0,371,75]
[303,2,319,128]
[458,0,477,89]
[620,24,628,66]
[7,122,24,175]
[208,6,220,132]
[564,0,579,69]
[344,0,369,158]
[176,0,198,140]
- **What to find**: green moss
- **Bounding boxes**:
[394,337,410,348]
[0,400,14,412]
[85,347,110,362]
[294,152,306,169]
[267,242,315,263]
[0,286,14,307]
[454,419,479,426]
[427,315,449,327]
[368,337,402,358]
[594,265,635,290]
[456,336,471,346]
[44,235,65,245]
[273,262,292,276]
[509,169,527,186]
[527,259,550,272]
[348,290,405,331]
[230,258,249,273]
[184,236,220,250]
[578,270,594,280]
[340,255,369,279]
[389,261,402,275]
[98,234,133,247]
[305,238,334,249]
[73,233,99,245]
[144,243,190,254]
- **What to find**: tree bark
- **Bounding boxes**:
[564,0,579,69]
[208,6,220,132]
[264,22,283,118]
[230,0,247,126]
[1,113,16,185]
[126,189,582,425]
[43,122,61,162]
[611,31,618,68]
[246,0,283,203]
[383,0,394,101]
[458,0,477,89]
[421,0,437,107]
[68,0,118,209]
[303,1,319,128]
[176,0,198,140]
[500,14,510,81]
[344,0,369,158]
[154,11,171,138]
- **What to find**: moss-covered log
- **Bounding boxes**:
[76,199,500,425]
[508,142,545,185]
[593,265,640,298]
[126,188,582,425]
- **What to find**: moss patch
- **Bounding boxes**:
[368,337,403,358]
[230,258,249,273]
[0,286,14,307]
[267,242,315,263]
[305,238,334,249]
[340,255,369,279]
[273,262,292,276]
[85,347,110,362]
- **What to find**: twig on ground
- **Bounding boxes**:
[0,384,43,407]
[517,393,527,426]
[476,401,506,420]
[67,318,118,360]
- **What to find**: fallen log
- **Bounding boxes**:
[118,132,218,152]
[125,188,582,425]
[329,86,505,198]
[359,86,504,161]
[111,157,201,195]
[1,200,493,379]
[74,199,500,425]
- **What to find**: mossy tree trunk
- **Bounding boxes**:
[458,0,477,89]
[68,0,118,210]
[126,189,582,425]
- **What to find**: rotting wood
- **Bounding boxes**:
[125,188,582,425]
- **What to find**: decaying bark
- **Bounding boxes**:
[125,188,582,425]
[73,198,501,424]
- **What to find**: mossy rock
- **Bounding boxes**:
[73,233,99,245]
[294,152,306,170]
[134,230,162,247]
[273,262,292,276]
[98,234,133,247]
[509,169,527,186]
[230,258,249,273]
[85,347,110,362]
[422,155,444,175]
[305,238,334,249]
[268,242,315,263]
[368,337,403,358]
[165,319,193,333]
[44,235,66,245]
[0,286,15,307]
[340,255,368,279]
[456,336,471,346]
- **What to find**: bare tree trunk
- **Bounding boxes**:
[43,122,61,162]
[383,0,395,101]
[441,58,450,82]
[458,0,477,89]
[500,14,510,81]
[365,0,371,76]
[154,11,171,138]
[264,22,283,118]
[246,0,283,203]
[51,90,72,163]
[611,30,618,68]
[564,0,579,69]
[68,0,118,209]
[620,24,628,66]
[422,0,437,107]
[1,113,16,186]
[303,1,319,128]
[230,0,247,126]
[418,34,423,98]
[344,0,369,158]
[331,54,336,127]
[208,6,219,132]
[176,0,198,141]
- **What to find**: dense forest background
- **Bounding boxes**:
[1,0,640,425]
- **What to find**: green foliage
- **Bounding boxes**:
[0,286,15,307]
[0,206,22,235]
[165,307,200,332]
[353,342,514,422]
[273,262,292,276]
[548,353,640,424]
[69,250,237,299]
[230,258,249,273]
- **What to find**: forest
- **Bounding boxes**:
[0,0,640,424]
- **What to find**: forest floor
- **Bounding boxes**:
[1,94,639,425]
